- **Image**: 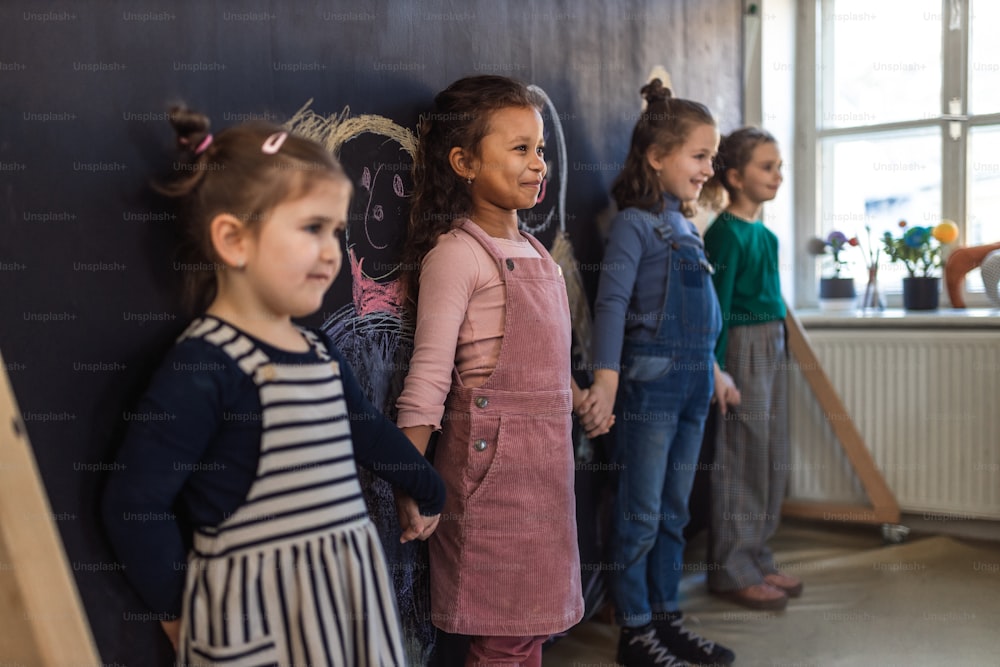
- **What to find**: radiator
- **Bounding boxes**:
[788,327,1000,519]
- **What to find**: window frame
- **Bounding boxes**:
[792,0,997,309]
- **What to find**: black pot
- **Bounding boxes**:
[902,276,940,310]
[819,277,856,299]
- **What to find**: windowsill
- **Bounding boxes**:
[795,307,1000,329]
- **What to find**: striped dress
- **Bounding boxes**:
[176,318,405,667]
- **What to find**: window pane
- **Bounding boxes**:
[970,0,1000,114]
[821,0,941,128]
[821,129,942,291]
[968,127,1000,293]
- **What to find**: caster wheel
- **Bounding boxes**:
[881,523,910,544]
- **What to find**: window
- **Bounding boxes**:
[804,0,1000,305]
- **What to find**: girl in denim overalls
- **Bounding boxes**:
[579,80,740,667]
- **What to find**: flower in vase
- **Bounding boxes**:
[882,219,959,278]
[904,226,930,249]
[807,230,859,277]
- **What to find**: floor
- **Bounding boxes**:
[543,517,1000,666]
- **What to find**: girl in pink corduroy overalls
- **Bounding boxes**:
[393,75,613,667]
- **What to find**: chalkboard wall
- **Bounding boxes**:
[0,1,741,663]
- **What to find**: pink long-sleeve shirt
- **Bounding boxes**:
[396,223,541,430]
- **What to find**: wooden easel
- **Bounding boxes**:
[782,307,900,525]
[0,348,101,664]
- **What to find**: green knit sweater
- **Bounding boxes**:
[703,210,786,367]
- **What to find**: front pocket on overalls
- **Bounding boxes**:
[623,354,677,383]
[187,634,279,666]
[463,414,502,500]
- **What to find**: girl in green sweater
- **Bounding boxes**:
[701,127,802,610]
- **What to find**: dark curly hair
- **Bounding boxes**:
[400,75,543,309]
[611,79,715,218]
[158,106,348,313]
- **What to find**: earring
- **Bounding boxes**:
[236,260,245,269]
[467,177,473,185]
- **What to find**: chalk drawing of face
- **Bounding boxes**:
[342,136,411,319]
[284,104,434,667]
[285,102,417,322]
[519,85,568,239]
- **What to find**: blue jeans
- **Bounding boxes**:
[610,346,714,626]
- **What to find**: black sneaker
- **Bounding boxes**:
[616,624,686,667]
[652,612,735,666]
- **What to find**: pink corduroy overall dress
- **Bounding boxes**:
[429,220,584,637]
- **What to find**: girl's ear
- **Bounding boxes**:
[645,145,667,174]
[725,167,743,193]
[209,213,251,269]
[448,146,477,181]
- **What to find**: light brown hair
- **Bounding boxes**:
[159,107,348,312]
[700,126,778,212]
[611,79,716,218]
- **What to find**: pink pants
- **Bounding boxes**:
[465,635,548,667]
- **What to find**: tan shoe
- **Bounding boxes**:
[764,571,803,597]
[711,583,788,610]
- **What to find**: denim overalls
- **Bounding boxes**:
[611,214,722,627]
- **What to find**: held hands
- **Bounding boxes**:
[394,490,440,543]
[712,364,741,415]
[573,371,618,438]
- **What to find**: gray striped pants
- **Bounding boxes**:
[707,321,789,592]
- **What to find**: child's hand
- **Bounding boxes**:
[417,513,441,539]
[395,491,439,543]
[161,619,180,651]
[395,491,423,542]
[575,370,618,436]
[713,366,741,415]
[586,412,616,438]
[577,390,616,439]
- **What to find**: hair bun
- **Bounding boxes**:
[640,79,672,105]
[169,105,211,154]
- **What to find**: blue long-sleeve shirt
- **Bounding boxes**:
[592,195,705,371]
[102,327,444,616]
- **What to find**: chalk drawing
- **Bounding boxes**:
[285,100,429,663]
